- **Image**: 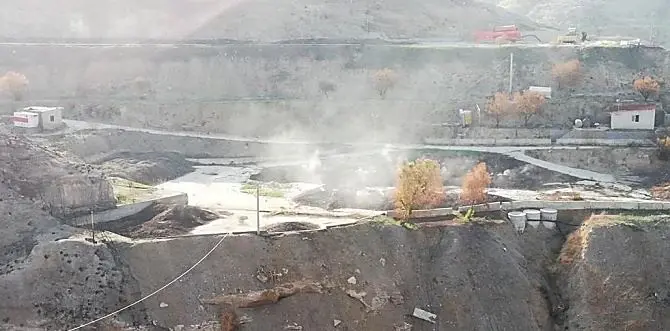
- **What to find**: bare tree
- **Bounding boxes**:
[552,60,582,89]
[0,71,29,101]
[487,92,513,128]
[513,91,546,127]
[318,81,336,97]
[372,68,397,98]
[460,162,491,205]
[394,159,445,222]
[633,76,661,101]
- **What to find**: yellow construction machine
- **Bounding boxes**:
[557,27,587,44]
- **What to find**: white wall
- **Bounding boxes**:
[611,110,655,130]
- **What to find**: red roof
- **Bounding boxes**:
[610,104,656,112]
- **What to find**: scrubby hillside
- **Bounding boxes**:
[484,0,670,45]
[0,0,541,41]
[188,0,543,41]
[559,215,670,330]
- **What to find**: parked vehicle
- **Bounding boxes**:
[474,25,522,43]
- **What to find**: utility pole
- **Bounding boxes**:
[90,210,95,243]
[256,184,261,235]
[508,52,514,94]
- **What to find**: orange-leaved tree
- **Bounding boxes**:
[633,76,661,101]
[551,59,582,89]
[460,162,491,205]
[513,91,546,127]
[394,158,445,221]
[0,71,29,101]
[487,92,513,128]
[372,68,397,98]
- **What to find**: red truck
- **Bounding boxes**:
[474,25,522,43]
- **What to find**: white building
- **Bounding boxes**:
[528,86,552,99]
[610,104,656,130]
[11,106,63,130]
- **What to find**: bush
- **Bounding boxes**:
[657,136,670,160]
[460,162,491,205]
[394,158,445,221]
[633,76,660,101]
[486,92,513,128]
[372,68,397,98]
[551,60,581,89]
[0,71,29,101]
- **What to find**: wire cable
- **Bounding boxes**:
[67,233,229,331]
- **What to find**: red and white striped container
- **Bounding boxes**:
[10,111,39,128]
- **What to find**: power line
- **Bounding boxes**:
[66,233,229,331]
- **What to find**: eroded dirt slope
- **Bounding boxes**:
[0,129,115,216]
[120,223,564,330]
[559,216,670,330]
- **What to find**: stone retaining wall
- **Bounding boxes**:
[387,200,670,219]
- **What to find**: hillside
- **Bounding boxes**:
[188,0,544,41]
[483,0,670,45]
[0,128,115,217]
[0,0,543,41]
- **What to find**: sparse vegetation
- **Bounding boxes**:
[109,177,156,205]
[651,182,670,199]
[453,207,475,223]
[633,76,661,101]
[513,91,546,127]
[460,162,491,205]
[220,309,240,331]
[372,68,397,98]
[393,159,445,222]
[372,215,419,230]
[0,71,29,101]
[240,182,287,198]
[487,92,513,128]
[551,59,582,89]
[656,136,670,160]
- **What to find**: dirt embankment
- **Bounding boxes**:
[558,215,670,330]
[119,223,565,330]
[3,218,670,330]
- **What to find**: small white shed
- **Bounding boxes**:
[18,106,64,130]
[10,111,39,128]
[610,104,656,130]
[528,86,552,99]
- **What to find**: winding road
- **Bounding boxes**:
[61,119,627,184]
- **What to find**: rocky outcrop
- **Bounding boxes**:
[0,130,115,217]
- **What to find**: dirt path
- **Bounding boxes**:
[63,119,630,184]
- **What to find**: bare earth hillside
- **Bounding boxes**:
[559,216,670,330]
[0,0,540,41]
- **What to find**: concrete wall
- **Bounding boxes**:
[423,138,552,146]
[38,109,63,130]
[611,109,655,130]
[526,147,658,175]
[67,192,188,226]
[555,138,654,146]
[43,175,116,218]
[0,44,667,141]
[388,200,670,219]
